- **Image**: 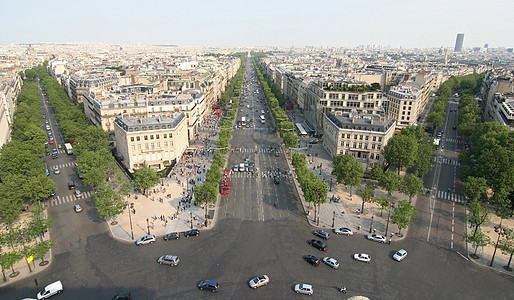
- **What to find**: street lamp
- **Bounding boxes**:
[128,203,134,240]
[369,215,374,233]
[190,211,194,229]
[329,179,333,192]
[146,218,151,235]
[385,203,392,237]
[332,211,335,228]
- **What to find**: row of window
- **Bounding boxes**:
[340,142,382,151]
[130,133,173,142]
[130,140,174,151]
[339,150,380,161]
[328,93,383,100]
[342,134,383,142]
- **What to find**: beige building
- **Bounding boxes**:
[114,113,188,172]
[323,112,396,170]
[386,85,422,128]
[0,73,22,148]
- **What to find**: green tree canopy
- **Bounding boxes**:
[133,166,160,195]
[383,134,417,174]
[391,199,418,235]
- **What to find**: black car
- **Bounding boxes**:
[274,176,280,184]
[112,292,131,300]
[68,181,75,190]
[198,280,219,292]
[163,232,180,241]
[184,229,200,237]
[304,255,320,266]
[308,239,328,251]
[112,291,131,300]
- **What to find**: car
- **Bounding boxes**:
[73,205,82,213]
[304,255,320,266]
[163,232,180,241]
[50,190,56,196]
[74,190,82,198]
[51,152,57,159]
[57,144,62,149]
[53,167,60,174]
[68,181,75,190]
[274,176,280,184]
[353,253,371,263]
[274,151,280,157]
[322,257,339,269]
[233,165,238,172]
[294,283,313,295]
[309,139,319,144]
[308,239,327,251]
[367,234,386,243]
[184,229,200,237]
[49,139,54,144]
[135,235,156,246]
[313,230,330,240]
[248,275,270,289]
[112,291,131,300]
[157,255,180,266]
[334,227,353,236]
[37,280,63,300]
[453,125,457,130]
[197,280,219,292]
[393,249,408,261]
[248,165,255,172]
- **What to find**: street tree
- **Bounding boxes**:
[25,174,56,204]
[400,174,425,201]
[332,154,364,196]
[31,240,54,266]
[133,166,160,195]
[357,181,375,214]
[499,228,514,271]
[383,135,417,174]
[427,111,444,129]
[94,185,125,222]
[413,137,436,177]
[391,199,418,236]
[462,176,488,202]
[369,165,384,181]
[463,229,491,257]
[466,200,490,239]
[379,171,402,196]
[375,195,392,217]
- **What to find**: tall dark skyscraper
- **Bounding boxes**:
[454,33,464,52]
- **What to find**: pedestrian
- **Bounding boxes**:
[358,225,361,230]
[389,238,391,245]
[35,278,38,286]
[133,209,136,214]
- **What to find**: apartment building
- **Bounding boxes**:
[323,112,396,170]
[481,72,514,129]
[69,75,119,104]
[114,113,187,172]
[386,85,422,128]
[0,73,22,148]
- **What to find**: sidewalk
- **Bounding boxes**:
[0,210,53,287]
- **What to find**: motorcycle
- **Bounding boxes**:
[338,286,347,294]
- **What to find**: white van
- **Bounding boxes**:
[37,280,63,299]
[239,163,245,172]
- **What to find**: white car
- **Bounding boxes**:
[393,249,408,261]
[53,167,60,174]
[135,235,156,246]
[322,257,339,269]
[248,275,269,289]
[157,255,180,266]
[334,227,353,236]
[73,205,82,213]
[294,283,313,295]
[353,253,371,263]
[367,234,386,243]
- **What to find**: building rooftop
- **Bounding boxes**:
[115,112,185,132]
[326,112,395,132]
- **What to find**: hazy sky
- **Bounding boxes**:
[2,0,513,48]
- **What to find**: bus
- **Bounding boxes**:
[64,143,73,155]
[296,123,308,136]
[220,169,230,194]
[260,115,265,124]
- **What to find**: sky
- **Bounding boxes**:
[2,0,513,49]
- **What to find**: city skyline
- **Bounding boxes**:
[2,0,513,48]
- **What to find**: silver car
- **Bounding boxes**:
[135,235,156,246]
[157,255,180,266]
[367,234,386,243]
[322,257,339,269]
[393,249,408,261]
[248,275,269,289]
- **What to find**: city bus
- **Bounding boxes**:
[296,123,308,136]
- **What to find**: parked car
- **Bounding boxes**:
[313,230,330,240]
[393,249,408,262]
[353,253,371,263]
[304,255,320,266]
[157,255,180,266]
[135,235,156,246]
[248,275,270,289]
[308,239,327,251]
[334,227,353,236]
[184,229,200,237]
[367,234,386,243]
[163,232,180,241]
[322,257,339,269]
[37,280,63,299]
[73,205,82,213]
[197,280,219,292]
[294,283,313,295]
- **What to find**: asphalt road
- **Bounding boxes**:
[2,62,513,300]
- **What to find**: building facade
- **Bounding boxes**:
[114,113,188,172]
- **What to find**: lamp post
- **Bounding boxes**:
[490,217,503,267]
[190,211,194,229]
[385,203,392,237]
[332,211,335,228]
[369,215,374,233]
[329,179,333,192]
[146,218,151,235]
[128,203,134,240]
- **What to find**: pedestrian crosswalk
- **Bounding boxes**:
[444,138,460,144]
[433,157,460,166]
[231,148,283,154]
[46,190,93,207]
[433,190,466,203]
[228,171,292,180]
[49,162,77,169]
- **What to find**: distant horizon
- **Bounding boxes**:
[2,0,513,48]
